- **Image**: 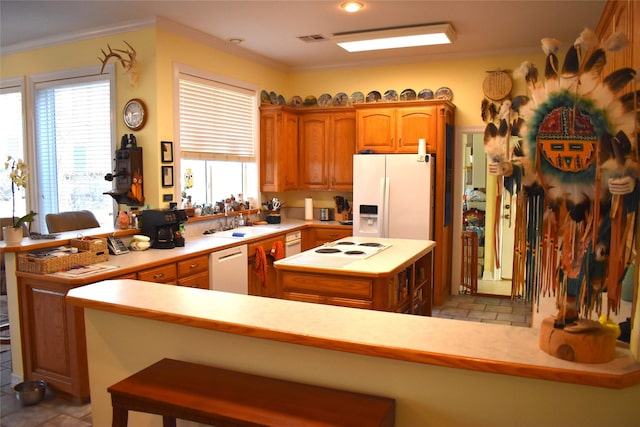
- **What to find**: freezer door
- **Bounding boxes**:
[386,154,434,240]
[353,154,386,237]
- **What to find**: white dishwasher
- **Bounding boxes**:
[285,230,302,257]
[209,244,248,294]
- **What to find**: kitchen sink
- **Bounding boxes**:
[208,226,275,239]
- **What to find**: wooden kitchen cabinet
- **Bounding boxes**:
[18,276,90,403]
[177,255,209,289]
[247,234,286,297]
[260,106,298,192]
[137,263,177,285]
[277,251,432,313]
[595,0,638,88]
[298,110,356,191]
[312,227,352,247]
[355,103,437,153]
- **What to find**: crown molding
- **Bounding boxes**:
[1,18,156,55]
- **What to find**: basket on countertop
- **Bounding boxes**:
[70,237,109,261]
[18,237,109,274]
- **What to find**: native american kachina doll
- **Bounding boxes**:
[483,28,639,329]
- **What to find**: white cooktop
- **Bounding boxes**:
[281,239,392,268]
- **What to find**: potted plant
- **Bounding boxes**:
[3,155,36,244]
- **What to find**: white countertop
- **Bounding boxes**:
[275,236,435,275]
[66,279,640,389]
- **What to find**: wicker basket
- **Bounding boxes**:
[71,238,109,264]
[19,250,94,274]
[19,237,109,274]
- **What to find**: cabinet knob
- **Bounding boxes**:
[153,273,164,279]
[190,263,197,269]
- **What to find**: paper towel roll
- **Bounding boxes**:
[304,197,313,220]
[418,138,426,156]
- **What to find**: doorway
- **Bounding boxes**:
[453,127,512,296]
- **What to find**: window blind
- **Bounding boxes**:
[179,74,256,162]
[33,75,113,230]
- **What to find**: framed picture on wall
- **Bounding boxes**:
[162,166,174,187]
[161,141,173,163]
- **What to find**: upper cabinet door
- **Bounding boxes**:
[356,108,395,152]
[260,107,299,192]
[329,112,356,191]
[396,106,437,153]
[299,113,331,190]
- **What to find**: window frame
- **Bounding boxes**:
[1,77,28,223]
[172,63,260,205]
[27,64,116,232]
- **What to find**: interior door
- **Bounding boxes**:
[500,194,516,280]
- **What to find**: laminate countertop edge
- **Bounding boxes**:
[66,279,640,390]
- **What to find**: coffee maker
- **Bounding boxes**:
[140,209,187,249]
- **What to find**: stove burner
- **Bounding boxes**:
[336,241,356,245]
[315,248,342,254]
[344,250,366,255]
[359,242,384,247]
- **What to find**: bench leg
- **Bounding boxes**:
[162,416,177,427]
[112,406,128,427]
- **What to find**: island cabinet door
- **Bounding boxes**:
[18,277,90,403]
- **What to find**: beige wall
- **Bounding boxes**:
[1,21,544,209]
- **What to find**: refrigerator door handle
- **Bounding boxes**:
[382,177,390,238]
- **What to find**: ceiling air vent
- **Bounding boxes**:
[298,34,329,43]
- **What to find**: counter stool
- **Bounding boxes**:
[108,358,395,427]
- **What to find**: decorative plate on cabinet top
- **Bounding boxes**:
[303,95,318,107]
[351,91,365,104]
[269,91,279,105]
[278,95,287,106]
[333,92,349,106]
[418,89,434,100]
[318,93,333,107]
[261,90,271,104]
[384,90,398,102]
[288,96,303,108]
[366,90,381,102]
[400,88,417,101]
[435,87,453,100]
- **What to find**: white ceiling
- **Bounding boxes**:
[1,0,606,71]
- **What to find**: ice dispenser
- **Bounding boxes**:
[358,204,380,235]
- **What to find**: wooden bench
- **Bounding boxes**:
[107,358,395,427]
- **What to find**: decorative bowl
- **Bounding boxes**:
[14,380,47,406]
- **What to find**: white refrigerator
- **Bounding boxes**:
[353,154,435,240]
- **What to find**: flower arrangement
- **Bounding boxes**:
[4,155,36,229]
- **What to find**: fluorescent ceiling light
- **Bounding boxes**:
[334,23,455,52]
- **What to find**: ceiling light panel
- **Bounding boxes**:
[334,23,455,52]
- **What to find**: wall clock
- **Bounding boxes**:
[123,98,147,131]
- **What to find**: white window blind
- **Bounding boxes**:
[179,74,256,162]
[33,74,113,231]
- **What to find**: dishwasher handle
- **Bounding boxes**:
[215,249,244,262]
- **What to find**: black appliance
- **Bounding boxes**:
[140,209,187,249]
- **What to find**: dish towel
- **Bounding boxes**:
[270,240,285,261]
[254,246,268,287]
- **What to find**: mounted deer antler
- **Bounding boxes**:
[98,41,139,87]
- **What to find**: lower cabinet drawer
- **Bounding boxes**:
[284,292,372,309]
[281,273,372,299]
[177,255,209,277]
[138,264,177,284]
[177,271,210,289]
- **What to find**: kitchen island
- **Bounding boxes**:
[275,237,435,315]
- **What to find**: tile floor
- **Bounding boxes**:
[0,291,530,426]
